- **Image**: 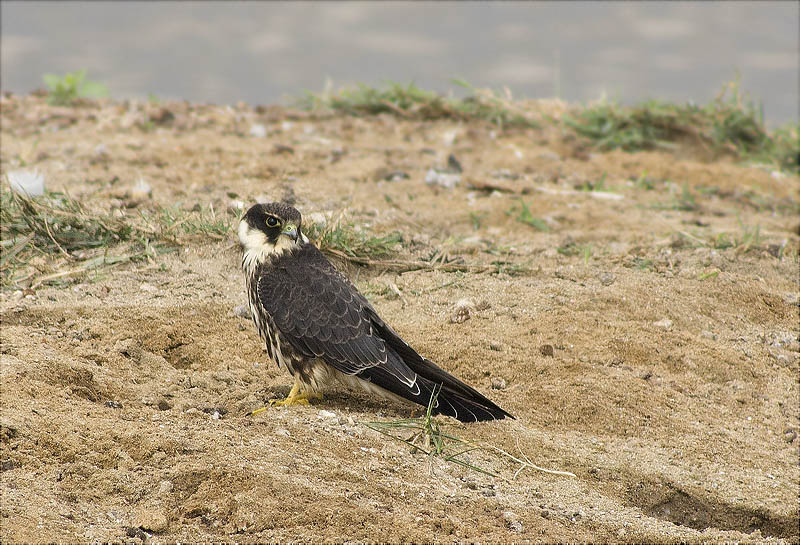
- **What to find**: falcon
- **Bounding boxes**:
[239,202,513,422]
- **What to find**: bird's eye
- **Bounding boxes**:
[266,216,279,227]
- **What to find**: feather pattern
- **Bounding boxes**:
[255,244,512,422]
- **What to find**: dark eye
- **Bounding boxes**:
[266,216,279,227]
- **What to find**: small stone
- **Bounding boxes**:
[539,344,554,357]
[491,377,507,390]
[502,510,522,533]
[598,271,616,286]
[105,400,123,409]
[450,299,475,323]
[8,169,45,196]
[125,526,149,540]
[425,168,461,189]
[0,460,14,471]
[157,399,171,411]
[384,170,409,182]
[537,150,561,161]
[273,143,294,154]
[158,480,173,494]
[784,428,797,443]
[275,428,290,437]
[447,153,463,173]
[249,123,267,137]
[0,420,18,443]
[233,304,252,319]
[653,318,673,329]
[700,330,716,340]
[318,409,337,419]
[489,342,503,352]
[94,143,110,158]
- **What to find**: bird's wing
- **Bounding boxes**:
[256,246,418,389]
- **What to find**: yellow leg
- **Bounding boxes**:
[249,381,323,416]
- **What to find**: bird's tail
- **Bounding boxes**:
[362,362,513,423]
[416,373,513,423]
[366,319,514,422]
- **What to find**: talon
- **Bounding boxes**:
[270,395,310,407]
[250,383,322,414]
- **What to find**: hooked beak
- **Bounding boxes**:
[282,224,299,242]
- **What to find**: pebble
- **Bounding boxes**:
[158,480,173,494]
[276,428,290,437]
[598,271,616,286]
[491,377,507,390]
[233,304,252,319]
[489,342,503,352]
[537,150,562,161]
[502,510,523,533]
[425,168,461,189]
[249,123,267,137]
[450,299,475,323]
[94,143,110,158]
[384,170,409,182]
[653,318,673,329]
[447,153,463,173]
[8,168,45,196]
[318,409,337,420]
[784,428,797,443]
[539,344,554,357]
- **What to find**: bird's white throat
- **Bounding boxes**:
[238,220,307,273]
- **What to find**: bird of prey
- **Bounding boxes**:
[239,202,512,422]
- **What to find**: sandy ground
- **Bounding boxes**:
[1,95,798,543]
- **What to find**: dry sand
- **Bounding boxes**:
[1,95,798,543]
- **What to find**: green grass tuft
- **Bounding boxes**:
[565,78,798,171]
[0,186,236,288]
[364,386,499,477]
[42,69,109,106]
[364,387,577,480]
[298,80,539,129]
[512,200,550,232]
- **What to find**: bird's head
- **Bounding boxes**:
[239,202,305,265]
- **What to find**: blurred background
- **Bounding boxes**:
[2,1,797,125]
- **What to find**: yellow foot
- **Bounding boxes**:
[249,384,323,416]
